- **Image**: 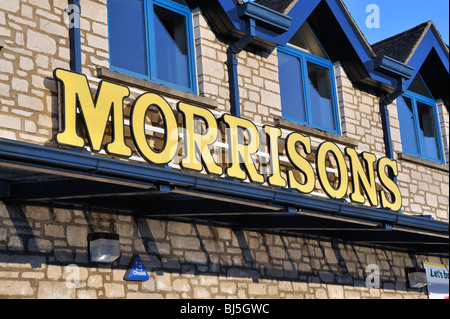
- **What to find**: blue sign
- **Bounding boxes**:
[124,255,149,281]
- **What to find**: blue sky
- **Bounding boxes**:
[342,0,449,45]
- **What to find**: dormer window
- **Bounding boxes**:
[397,73,445,163]
[277,23,340,134]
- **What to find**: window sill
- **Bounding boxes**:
[97,67,218,110]
[398,153,449,172]
[274,117,358,147]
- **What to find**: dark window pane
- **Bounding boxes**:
[154,5,190,88]
[278,51,306,122]
[109,0,148,76]
[417,101,440,160]
[289,23,327,59]
[409,74,433,99]
[397,96,419,155]
[307,62,335,131]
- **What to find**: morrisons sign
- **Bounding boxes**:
[53,68,402,211]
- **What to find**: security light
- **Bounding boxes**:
[406,268,427,289]
[88,233,120,263]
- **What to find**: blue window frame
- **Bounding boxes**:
[397,75,445,164]
[277,24,340,135]
[107,0,197,93]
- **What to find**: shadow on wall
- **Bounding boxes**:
[0,201,445,293]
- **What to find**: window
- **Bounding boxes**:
[108,0,196,93]
[397,74,444,163]
[278,23,340,134]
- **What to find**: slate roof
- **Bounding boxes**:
[371,21,433,63]
[254,0,448,66]
[254,0,297,14]
[234,1,448,66]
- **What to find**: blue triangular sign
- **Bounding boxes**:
[124,254,149,281]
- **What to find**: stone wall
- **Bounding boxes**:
[335,64,386,155]
[389,100,449,221]
[0,0,109,145]
[437,99,450,164]
[0,0,448,299]
[1,202,447,299]
[193,9,282,124]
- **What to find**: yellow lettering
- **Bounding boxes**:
[377,157,402,211]
[285,132,315,194]
[264,125,286,187]
[316,141,348,199]
[345,148,378,206]
[54,69,405,209]
[177,102,223,176]
[131,93,178,165]
[54,68,131,157]
[222,114,264,183]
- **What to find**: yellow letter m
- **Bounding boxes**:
[54,68,131,157]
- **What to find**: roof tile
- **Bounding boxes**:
[254,0,296,14]
[371,21,431,63]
